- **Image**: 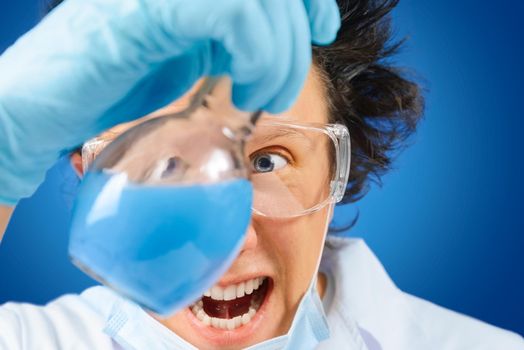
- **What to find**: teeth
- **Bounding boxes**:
[204,277,265,301]
[226,318,236,330]
[191,305,261,330]
[233,316,242,328]
[223,285,237,301]
[211,286,224,300]
[196,309,206,321]
[191,277,268,330]
[245,279,254,295]
[236,282,245,298]
[219,318,227,329]
[203,314,211,326]
[241,312,251,325]
[193,306,259,329]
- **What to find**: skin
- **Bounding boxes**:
[0,206,13,241]
[72,67,333,349]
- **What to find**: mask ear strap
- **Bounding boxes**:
[285,204,333,345]
[309,202,335,296]
[249,205,335,350]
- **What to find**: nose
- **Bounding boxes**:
[239,221,258,253]
[215,220,259,285]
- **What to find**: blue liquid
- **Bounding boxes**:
[69,171,252,316]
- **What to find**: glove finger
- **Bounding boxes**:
[101,43,214,128]
[168,0,275,87]
[215,1,276,87]
[263,0,312,114]
[303,0,341,45]
[231,0,293,112]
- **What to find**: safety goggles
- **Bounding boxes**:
[82,118,350,218]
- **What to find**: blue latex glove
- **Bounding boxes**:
[0,0,340,205]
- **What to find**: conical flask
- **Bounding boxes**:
[69,77,260,316]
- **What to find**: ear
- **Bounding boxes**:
[70,152,84,178]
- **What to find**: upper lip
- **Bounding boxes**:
[214,274,271,288]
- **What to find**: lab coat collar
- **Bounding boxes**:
[321,236,427,349]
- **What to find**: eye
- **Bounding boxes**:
[251,153,288,173]
[161,157,180,178]
[149,156,188,181]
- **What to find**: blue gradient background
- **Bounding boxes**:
[1,0,523,336]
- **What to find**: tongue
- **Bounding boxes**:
[202,293,253,319]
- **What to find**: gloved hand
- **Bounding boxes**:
[0,0,340,205]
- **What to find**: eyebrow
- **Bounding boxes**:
[249,127,315,150]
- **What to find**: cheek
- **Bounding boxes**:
[260,207,330,303]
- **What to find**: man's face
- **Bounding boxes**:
[72,68,333,349]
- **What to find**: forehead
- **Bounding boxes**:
[99,68,329,139]
[269,66,329,124]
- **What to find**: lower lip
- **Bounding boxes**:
[184,279,273,347]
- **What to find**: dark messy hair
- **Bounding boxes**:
[314,0,424,211]
[47,0,424,228]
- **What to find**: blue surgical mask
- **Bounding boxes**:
[245,279,330,350]
[104,278,330,350]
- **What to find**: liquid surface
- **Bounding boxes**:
[69,171,252,315]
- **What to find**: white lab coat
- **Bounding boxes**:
[0,236,522,349]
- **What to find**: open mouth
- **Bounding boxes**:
[190,276,271,331]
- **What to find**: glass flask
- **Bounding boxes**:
[69,77,260,316]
